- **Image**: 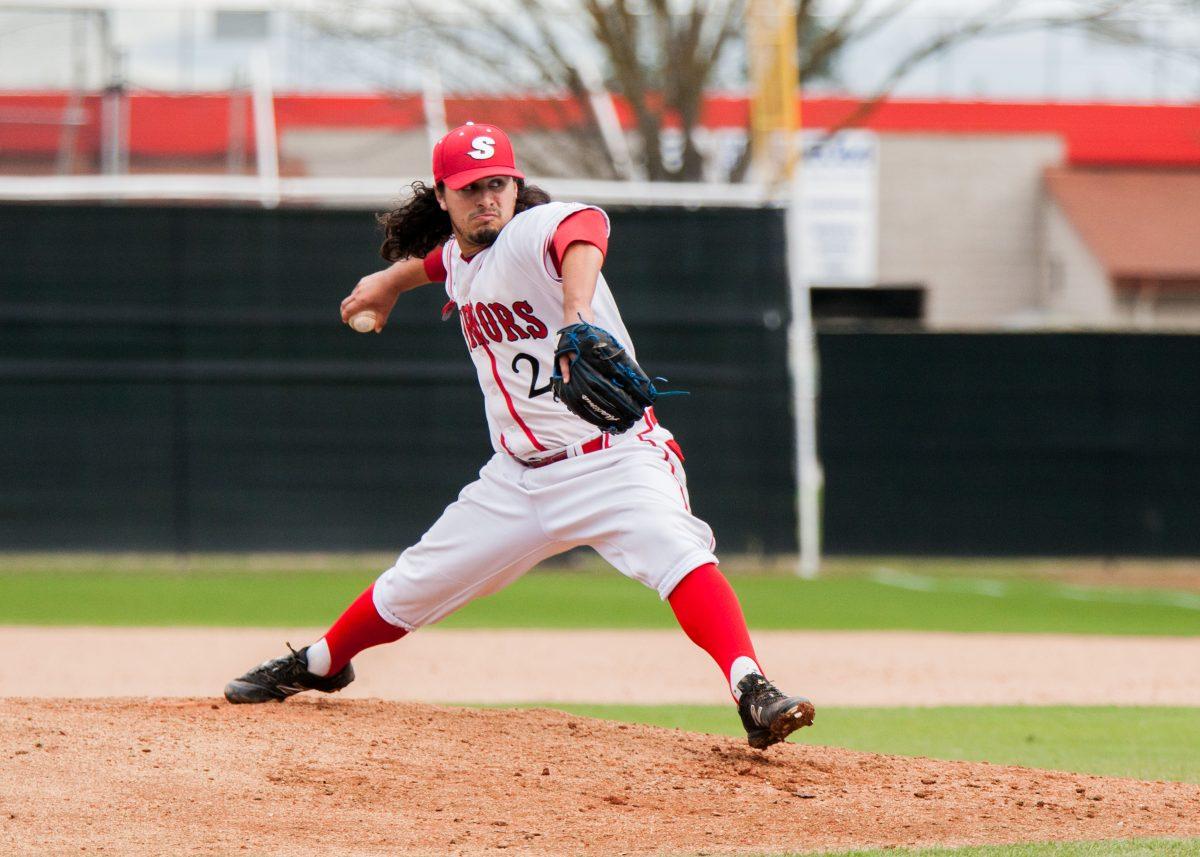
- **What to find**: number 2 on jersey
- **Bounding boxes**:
[512,353,553,399]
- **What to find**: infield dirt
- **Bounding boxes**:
[3,699,1199,856]
[6,628,1200,705]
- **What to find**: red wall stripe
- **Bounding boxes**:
[2,91,1197,166]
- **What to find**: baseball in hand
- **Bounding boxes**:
[349,310,377,333]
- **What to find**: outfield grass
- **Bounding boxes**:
[0,561,1197,634]
[812,840,1200,857]
[509,705,1200,784]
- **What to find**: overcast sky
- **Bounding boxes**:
[0,2,1196,100]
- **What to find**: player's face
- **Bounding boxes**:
[437,176,519,249]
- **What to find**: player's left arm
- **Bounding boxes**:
[558,243,605,383]
[553,208,609,381]
[561,243,603,327]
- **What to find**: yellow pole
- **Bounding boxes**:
[758,1,819,577]
[749,0,798,183]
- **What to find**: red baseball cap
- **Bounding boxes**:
[432,122,525,190]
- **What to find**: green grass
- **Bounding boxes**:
[808,840,1200,856]
[503,705,1200,784]
[0,557,1197,633]
[0,570,377,627]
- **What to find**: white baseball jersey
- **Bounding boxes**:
[370,200,718,631]
[441,201,635,461]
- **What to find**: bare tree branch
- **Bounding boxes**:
[303,0,1174,183]
[808,0,1143,146]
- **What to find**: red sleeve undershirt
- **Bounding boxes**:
[548,208,608,276]
[420,208,608,284]
[423,247,447,283]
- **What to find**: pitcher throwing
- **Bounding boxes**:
[223,122,814,750]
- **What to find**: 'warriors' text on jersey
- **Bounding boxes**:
[441,202,638,459]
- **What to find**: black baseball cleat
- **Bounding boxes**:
[223,643,355,704]
[737,673,816,749]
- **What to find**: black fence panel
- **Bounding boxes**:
[818,331,1200,556]
[1,202,795,553]
[11,204,1194,557]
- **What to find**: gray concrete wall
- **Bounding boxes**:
[280,129,430,178]
[1039,197,1115,326]
[279,129,617,180]
[876,133,1064,328]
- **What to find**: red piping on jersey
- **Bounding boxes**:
[444,245,457,307]
[499,433,515,456]
[636,408,689,511]
[481,341,548,452]
[541,229,558,280]
[446,249,546,453]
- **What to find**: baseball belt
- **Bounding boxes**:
[518,433,610,469]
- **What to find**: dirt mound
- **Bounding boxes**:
[3,699,1198,856]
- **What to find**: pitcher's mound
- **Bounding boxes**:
[3,699,1198,855]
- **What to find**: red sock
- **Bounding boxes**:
[323,583,407,674]
[667,563,762,699]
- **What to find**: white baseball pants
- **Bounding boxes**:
[372,424,718,630]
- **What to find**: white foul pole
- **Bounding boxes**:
[250,47,279,209]
[421,63,447,150]
[786,162,822,579]
[750,0,820,576]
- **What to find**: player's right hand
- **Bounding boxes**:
[340,268,402,333]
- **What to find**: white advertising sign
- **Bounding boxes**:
[799,130,878,286]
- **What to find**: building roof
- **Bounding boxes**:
[1044,167,1200,281]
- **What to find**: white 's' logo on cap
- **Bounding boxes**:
[467,136,496,160]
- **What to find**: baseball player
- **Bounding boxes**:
[224,122,815,749]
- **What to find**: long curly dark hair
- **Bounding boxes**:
[377,180,551,262]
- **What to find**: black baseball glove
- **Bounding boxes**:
[551,320,659,434]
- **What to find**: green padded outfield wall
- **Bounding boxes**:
[0,202,793,553]
[817,331,1200,556]
[4,204,1198,555]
